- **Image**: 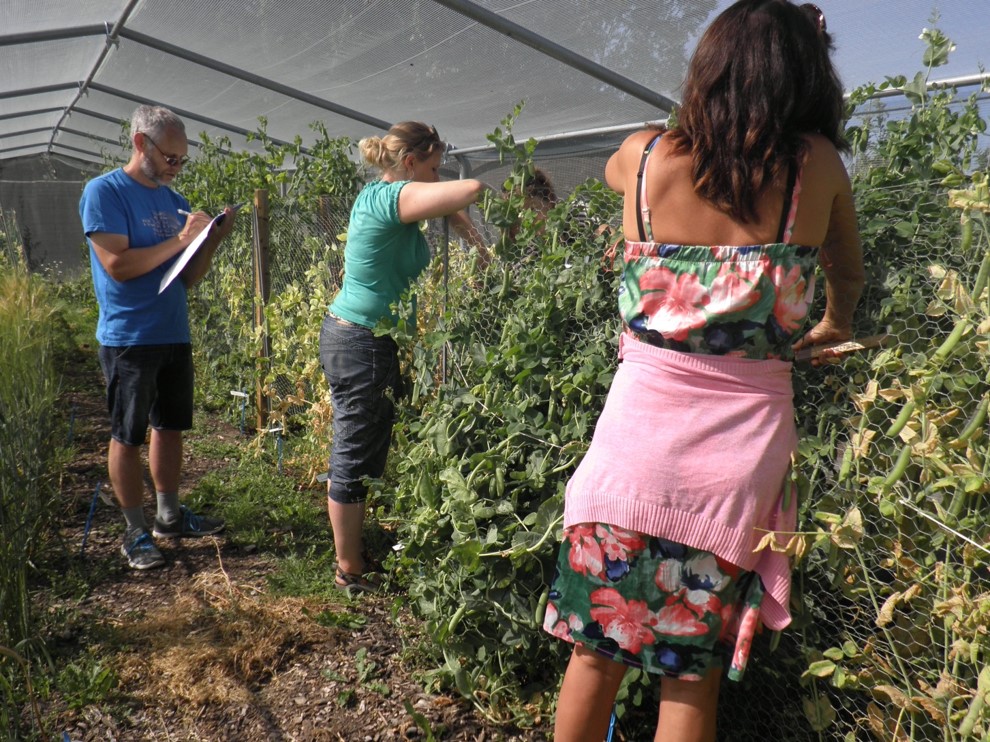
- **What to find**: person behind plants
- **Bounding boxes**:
[320,121,490,593]
[543,2,865,740]
[514,166,559,235]
[80,105,236,570]
[500,166,559,260]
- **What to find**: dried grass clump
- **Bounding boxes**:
[116,568,341,706]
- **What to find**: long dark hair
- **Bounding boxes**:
[666,0,847,222]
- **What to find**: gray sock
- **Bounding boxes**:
[156,491,181,524]
[122,506,148,533]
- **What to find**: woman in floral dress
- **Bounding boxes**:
[544,2,865,740]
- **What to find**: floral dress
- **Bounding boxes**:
[544,133,817,680]
[545,524,762,681]
[619,133,818,360]
[620,241,818,360]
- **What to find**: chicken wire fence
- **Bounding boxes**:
[728,176,989,741]
[188,154,989,739]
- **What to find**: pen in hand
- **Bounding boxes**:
[178,205,240,216]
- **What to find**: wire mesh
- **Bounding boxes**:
[776,177,990,742]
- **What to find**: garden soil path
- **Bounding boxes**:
[47,354,545,742]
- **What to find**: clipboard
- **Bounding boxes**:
[158,203,245,294]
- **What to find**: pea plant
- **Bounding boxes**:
[786,29,990,740]
[135,31,990,737]
[379,113,623,723]
[172,121,362,413]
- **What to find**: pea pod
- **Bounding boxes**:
[933,319,971,362]
[446,415,468,442]
[958,693,985,738]
[886,399,916,438]
[950,395,989,449]
[972,245,990,301]
[533,587,550,628]
[837,444,854,482]
[960,215,974,253]
[947,486,968,520]
[958,665,990,737]
[497,266,511,300]
[881,444,912,494]
[447,602,467,636]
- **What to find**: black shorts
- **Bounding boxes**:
[98,343,194,447]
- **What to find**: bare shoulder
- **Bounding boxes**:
[801,134,848,175]
[625,128,665,148]
[606,128,665,192]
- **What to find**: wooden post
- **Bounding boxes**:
[252,188,271,431]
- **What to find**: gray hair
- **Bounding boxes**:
[130,105,185,141]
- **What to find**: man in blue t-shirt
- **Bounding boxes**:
[80,105,237,569]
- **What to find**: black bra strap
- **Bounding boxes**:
[776,159,798,243]
[635,134,663,242]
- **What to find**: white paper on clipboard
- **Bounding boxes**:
[158,205,241,294]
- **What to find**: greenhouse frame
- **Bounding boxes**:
[1,0,988,270]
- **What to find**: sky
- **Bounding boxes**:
[697,0,988,93]
[825,0,988,91]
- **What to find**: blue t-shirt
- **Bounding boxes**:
[329,180,431,329]
[80,169,192,346]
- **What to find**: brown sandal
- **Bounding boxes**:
[334,565,381,595]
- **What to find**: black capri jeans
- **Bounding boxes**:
[319,314,402,504]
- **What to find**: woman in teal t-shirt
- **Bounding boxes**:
[320,121,490,593]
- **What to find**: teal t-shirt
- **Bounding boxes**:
[329,180,431,329]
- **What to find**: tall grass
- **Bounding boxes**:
[0,254,64,735]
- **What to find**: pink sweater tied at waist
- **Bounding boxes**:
[564,332,798,630]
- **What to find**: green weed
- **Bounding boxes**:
[189,459,326,553]
[312,609,366,630]
[56,656,117,711]
[266,547,339,599]
[0,266,64,646]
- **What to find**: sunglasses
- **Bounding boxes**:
[801,3,826,33]
[414,125,446,160]
[141,133,190,167]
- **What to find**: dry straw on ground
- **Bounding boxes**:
[115,548,340,707]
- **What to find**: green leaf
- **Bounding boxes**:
[901,71,928,105]
[823,647,844,661]
[803,660,837,678]
[921,27,955,68]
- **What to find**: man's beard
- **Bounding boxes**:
[139,157,171,186]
